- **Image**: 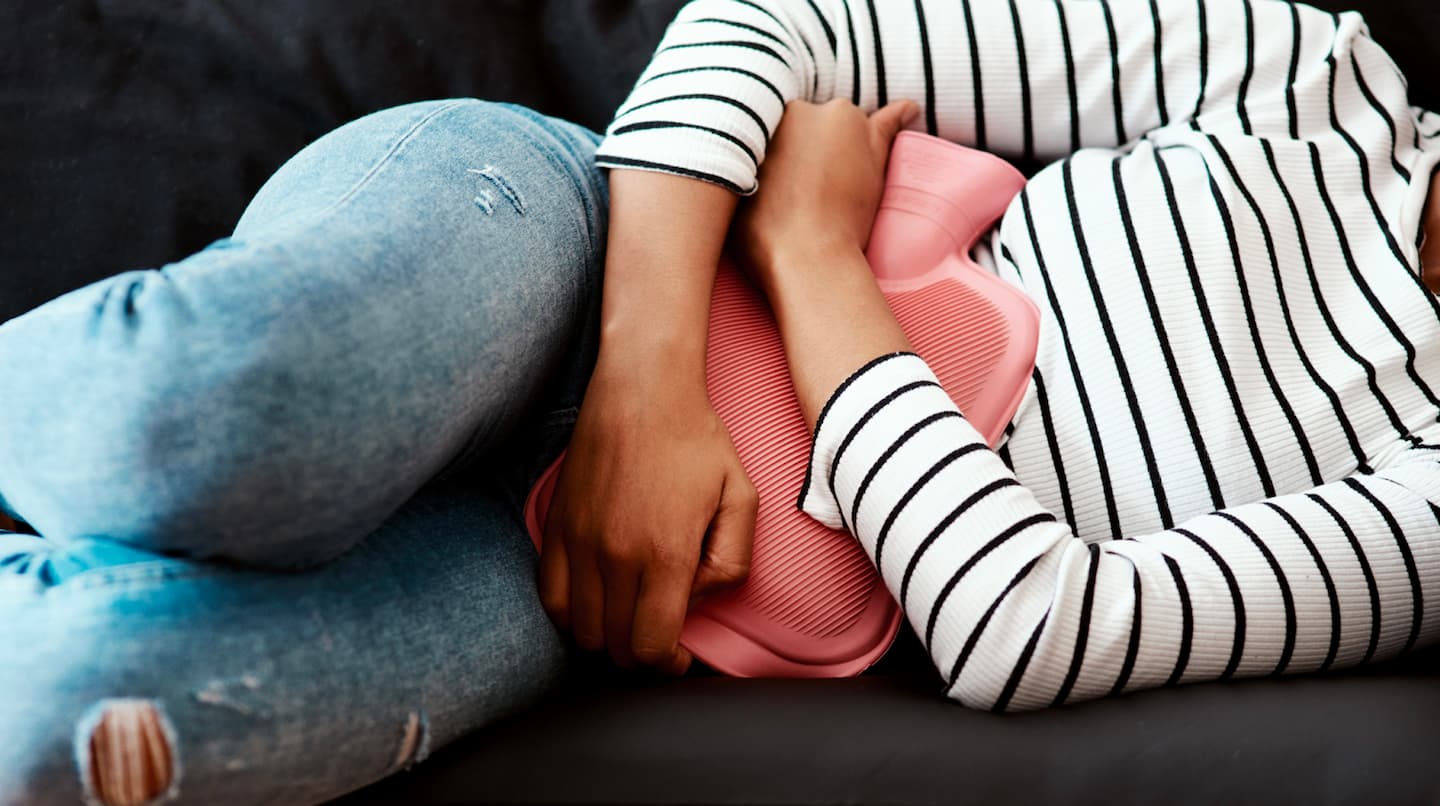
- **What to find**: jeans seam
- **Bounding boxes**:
[315,99,475,222]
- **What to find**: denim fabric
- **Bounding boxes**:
[0,99,607,804]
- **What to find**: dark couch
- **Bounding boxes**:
[5,2,1439,804]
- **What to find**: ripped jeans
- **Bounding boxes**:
[0,100,607,805]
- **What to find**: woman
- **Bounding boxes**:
[2,0,1437,803]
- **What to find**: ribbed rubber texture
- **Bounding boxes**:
[525,134,1035,677]
[888,280,1008,416]
[707,264,881,643]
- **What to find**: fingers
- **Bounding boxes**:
[690,468,758,600]
[538,513,572,633]
[868,99,921,165]
[568,548,607,654]
[631,564,697,676]
[542,490,698,673]
[601,557,642,670]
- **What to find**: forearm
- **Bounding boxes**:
[540,168,753,674]
[596,169,739,388]
[766,243,911,431]
[798,346,1440,710]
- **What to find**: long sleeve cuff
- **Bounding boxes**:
[798,352,992,530]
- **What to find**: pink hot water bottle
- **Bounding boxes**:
[525,132,1037,677]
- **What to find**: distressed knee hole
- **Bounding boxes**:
[80,700,177,806]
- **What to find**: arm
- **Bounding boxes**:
[538,169,759,675]
[742,100,1439,712]
[791,347,1439,710]
[597,0,1357,189]
[555,0,1390,675]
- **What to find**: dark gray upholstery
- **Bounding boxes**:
[0,0,683,324]
[341,640,1440,805]
[5,2,1438,804]
[6,0,1440,328]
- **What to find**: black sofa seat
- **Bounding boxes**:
[339,634,1440,805]
[7,3,1440,805]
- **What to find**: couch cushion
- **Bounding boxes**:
[337,638,1440,806]
[3,0,1434,324]
[8,3,1440,803]
[0,0,687,324]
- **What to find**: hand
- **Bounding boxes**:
[732,98,919,298]
[538,357,758,675]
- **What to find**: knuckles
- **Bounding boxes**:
[710,556,752,586]
[740,481,760,513]
[596,541,647,576]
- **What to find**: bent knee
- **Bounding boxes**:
[0,278,391,567]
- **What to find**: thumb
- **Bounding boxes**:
[868,99,920,164]
[690,471,758,601]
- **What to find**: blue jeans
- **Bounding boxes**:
[0,99,608,804]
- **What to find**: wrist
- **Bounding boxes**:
[752,237,864,299]
[596,168,739,387]
[585,341,713,427]
[765,244,877,326]
[772,269,908,365]
[596,318,708,387]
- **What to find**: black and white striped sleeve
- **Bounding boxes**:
[595,0,1356,193]
[800,353,1440,711]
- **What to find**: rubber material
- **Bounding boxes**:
[526,132,1035,677]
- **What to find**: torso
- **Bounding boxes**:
[990,116,1440,540]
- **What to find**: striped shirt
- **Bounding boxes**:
[595,0,1440,710]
